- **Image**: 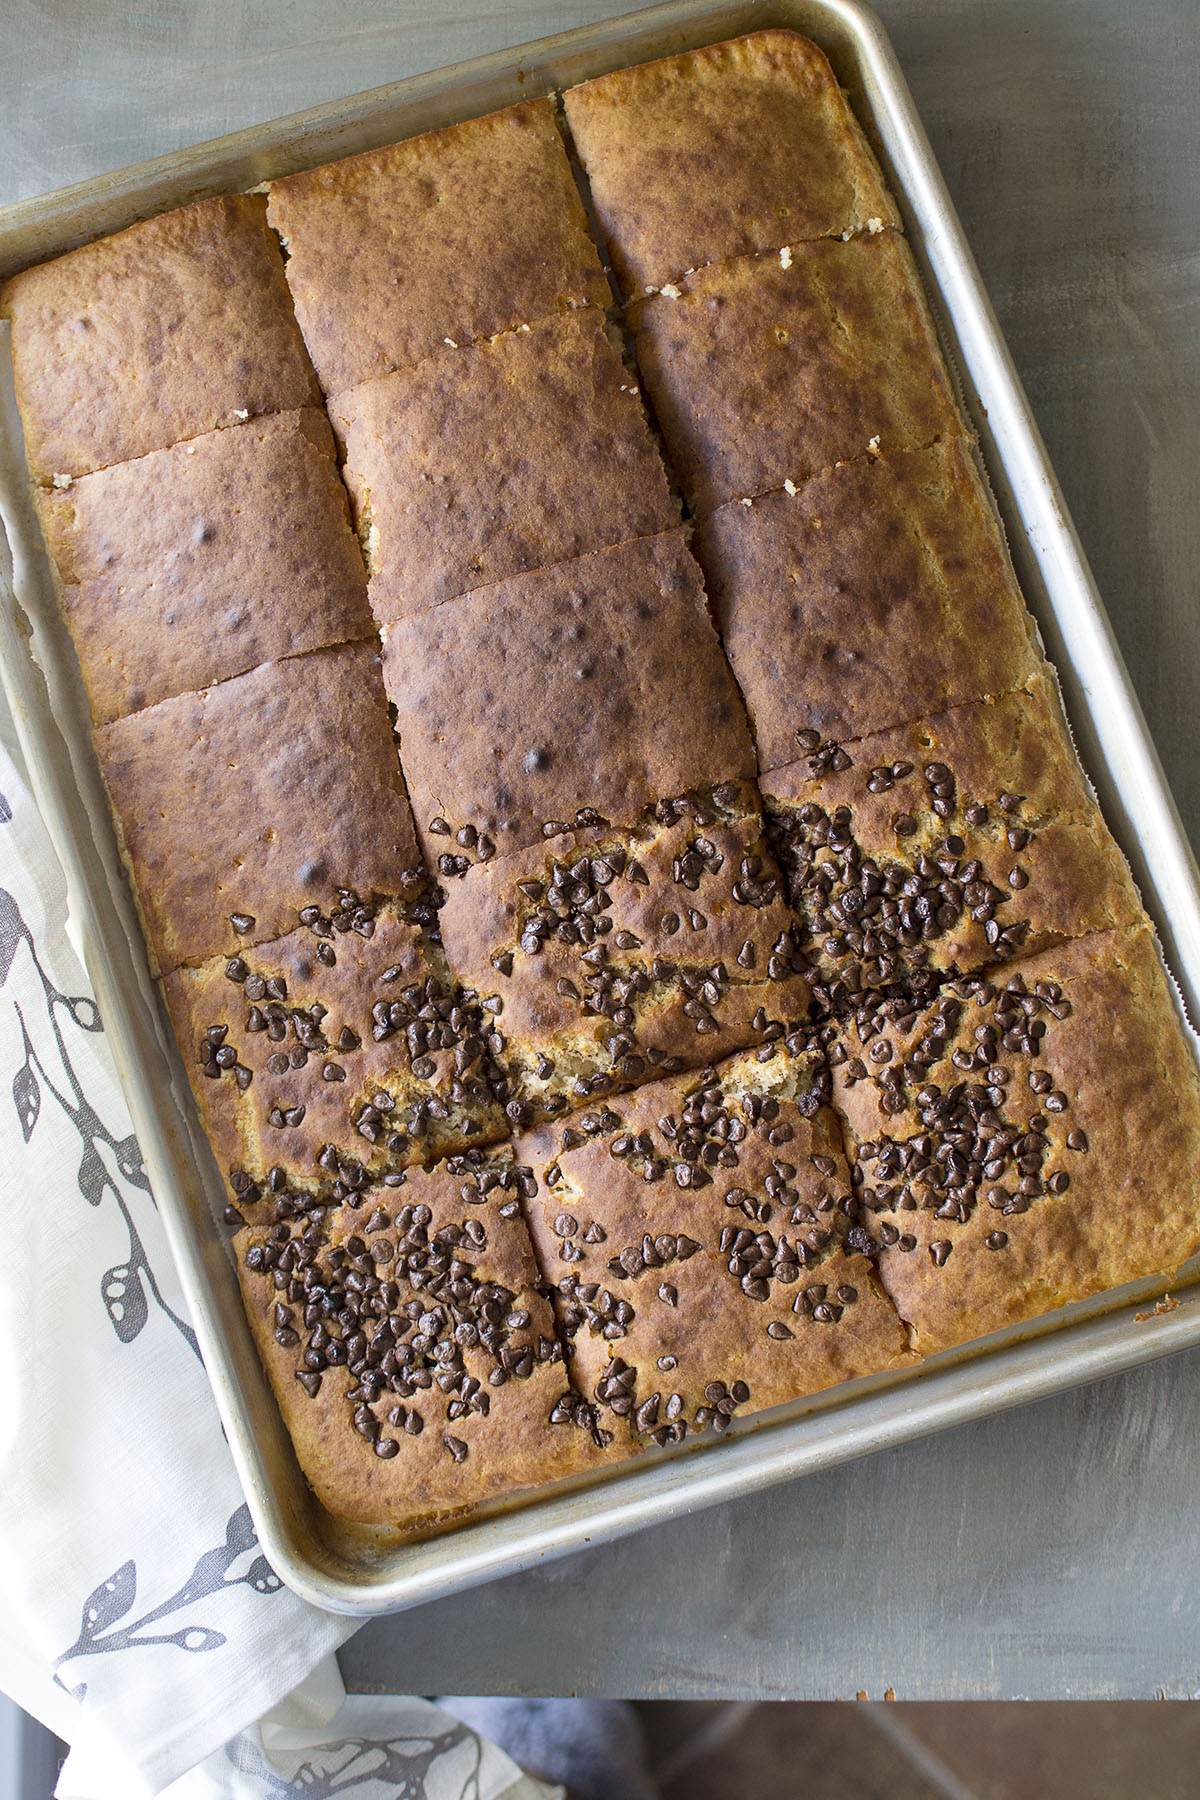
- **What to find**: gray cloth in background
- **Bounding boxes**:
[438,1699,659,1800]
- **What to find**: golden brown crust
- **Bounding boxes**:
[384,531,754,866]
[93,643,422,975]
[694,441,1044,770]
[267,99,609,395]
[235,1157,604,1529]
[37,410,372,725]
[1,195,318,478]
[564,30,900,298]
[627,232,961,517]
[761,675,1142,999]
[162,909,507,1200]
[437,782,814,1121]
[835,929,1200,1355]
[330,312,678,621]
[514,1043,912,1449]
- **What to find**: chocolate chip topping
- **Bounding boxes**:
[240,1153,597,1460]
[447,787,815,1125]
[841,971,1081,1260]
[765,747,1044,1002]
[524,1038,884,1443]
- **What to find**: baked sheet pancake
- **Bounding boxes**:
[4,29,1196,1538]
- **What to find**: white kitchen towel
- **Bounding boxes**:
[0,728,367,1796]
[60,1662,560,1800]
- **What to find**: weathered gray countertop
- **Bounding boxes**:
[4,0,1198,1699]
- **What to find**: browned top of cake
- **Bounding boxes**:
[330,312,678,621]
[761,675,1142,1000]
[384,531,754,866]
[235,1155,603,1528]
[162,905,506,1201]
[267,99,609,395]
[627,232,961,516]
[94,643,422,975]
[38,410,372,725]
[564,30,900,298]
[1,195,319,478]
[835,928,1200,1355]
[515,1043,911,1447]
[694,440,1044,770]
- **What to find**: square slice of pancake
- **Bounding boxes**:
[94,642,422,975]
[694,440,1043,770]
[268,99,609,395]
[39,409,371,724]
[832,928,1200,1356]
[627,232,960,516]
[761,675,1142,1000]
[235,1154,604,1528]
[565,30,900,298]
[437,780,815,1123]
[1,194,318,478]
[163,908,507,1202]
[331,312,677,621]
[384,531,754,866]
[515,1041,911,1450]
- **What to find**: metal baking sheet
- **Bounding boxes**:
[2,0,1199,1617]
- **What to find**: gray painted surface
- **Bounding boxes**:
[344,1353,1200,1699]
[2,0,1197,1698]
